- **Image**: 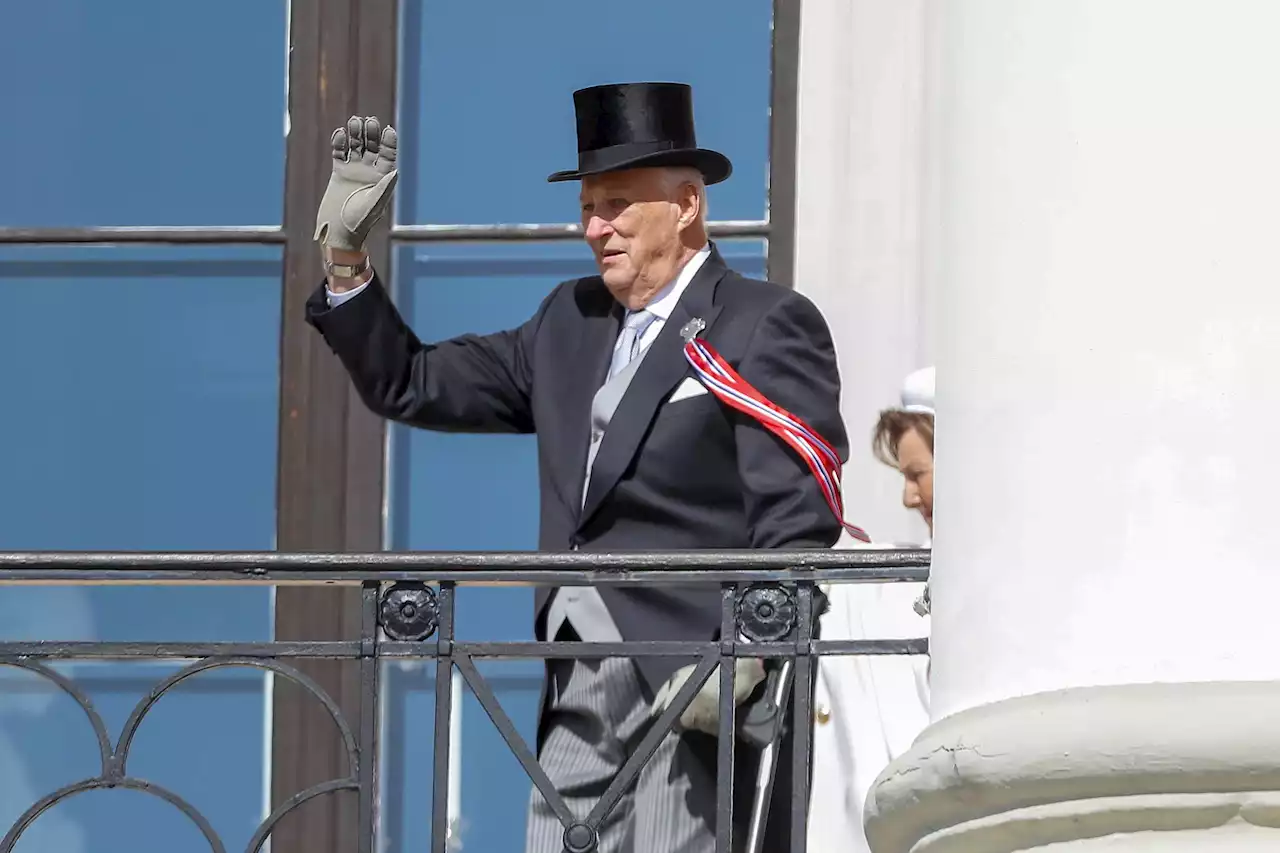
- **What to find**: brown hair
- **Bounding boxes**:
[872,409,935,468]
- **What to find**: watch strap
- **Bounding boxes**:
[324,256,371,279]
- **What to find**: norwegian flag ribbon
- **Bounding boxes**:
[682,334,871,543]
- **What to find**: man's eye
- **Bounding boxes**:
[609,198,629,208]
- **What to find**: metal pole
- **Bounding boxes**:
[743,659,795,853]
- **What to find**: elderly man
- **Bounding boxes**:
[306,82,850,853]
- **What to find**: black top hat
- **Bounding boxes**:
[547,82,733,185]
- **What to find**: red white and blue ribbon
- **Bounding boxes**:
[682,335,871,543]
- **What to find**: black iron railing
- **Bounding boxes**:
[0,549,930,853]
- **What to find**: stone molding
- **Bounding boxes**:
[865,681,1280,852]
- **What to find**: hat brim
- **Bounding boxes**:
[547,148,732,185]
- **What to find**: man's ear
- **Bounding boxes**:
[677,182,701,230]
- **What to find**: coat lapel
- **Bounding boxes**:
[577,249,728,531]
[551,280,621,514]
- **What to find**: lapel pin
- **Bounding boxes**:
[680,317,706,342]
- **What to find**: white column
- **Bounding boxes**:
[791,0,936,548]
[867,2,1280,850]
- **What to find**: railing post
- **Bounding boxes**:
[790,583,816,853]
[716,584,739,853]
[357,581,382,853]
[430,582,456,853]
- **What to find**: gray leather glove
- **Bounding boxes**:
[314,115,399,252]
[650,658,766,736]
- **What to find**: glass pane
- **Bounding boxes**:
[0,245,279,852]
[1,0,287,227]
[395,0,773,225]
[0,246,280,555]
[382,241,767,848]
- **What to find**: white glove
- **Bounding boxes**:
[650,658,766,736]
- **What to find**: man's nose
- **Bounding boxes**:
[902,482,920,509]
[584,216,613,242]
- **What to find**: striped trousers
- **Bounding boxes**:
[526,650,796,853]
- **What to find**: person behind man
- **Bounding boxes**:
[305,82,850,852]
[807,366,934,853]
[872,366,935,541]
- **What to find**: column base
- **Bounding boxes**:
[864,682,1280,853]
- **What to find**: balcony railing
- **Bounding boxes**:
[0,548,930,853]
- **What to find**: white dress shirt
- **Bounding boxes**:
[325,266,375,308]
[622,243,710,352]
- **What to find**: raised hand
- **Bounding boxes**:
[314,116,399,252]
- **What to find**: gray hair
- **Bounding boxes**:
[661,167,708,224]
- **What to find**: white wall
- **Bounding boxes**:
[791,0,938,548]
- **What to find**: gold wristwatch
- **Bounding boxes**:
[324,255,371,279]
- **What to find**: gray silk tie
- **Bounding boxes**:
[609,310,656,380]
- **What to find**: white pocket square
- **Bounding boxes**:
[668,376,709,403]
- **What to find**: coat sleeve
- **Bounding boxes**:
[732,291,849,548]
[305,274,553,434]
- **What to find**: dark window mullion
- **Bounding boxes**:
[271,3,397,853]
[766,0,802,287]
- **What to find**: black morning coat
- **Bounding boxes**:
[305,243,849,694]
